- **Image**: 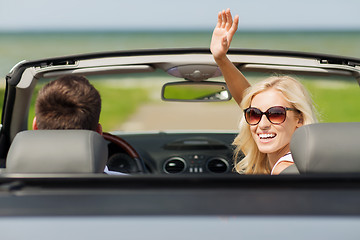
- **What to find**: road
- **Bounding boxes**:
[120,101,241,131]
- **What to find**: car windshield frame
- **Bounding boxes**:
[1,48,359,170]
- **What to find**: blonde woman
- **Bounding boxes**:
[210,9,317,174]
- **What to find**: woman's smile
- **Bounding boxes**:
[258,132,276,141]
[249,88,302,160]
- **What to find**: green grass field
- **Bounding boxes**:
[0,84,149,131]
[303,81,360,122]
[0,81,359,131]
[94,83,149,130]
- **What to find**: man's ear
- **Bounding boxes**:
[32,116,38,130]
[96,123,103,135]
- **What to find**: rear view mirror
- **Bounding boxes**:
[161,81,232,102]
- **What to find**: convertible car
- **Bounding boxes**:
[0,48,360,238]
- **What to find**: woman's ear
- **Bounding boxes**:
[296,115,304,128]
[32,116,38,130]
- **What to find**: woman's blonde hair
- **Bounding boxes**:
[233,76,317,174]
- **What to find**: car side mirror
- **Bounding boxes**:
[161,81,232,102]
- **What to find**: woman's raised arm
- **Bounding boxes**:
[210,9,250,106]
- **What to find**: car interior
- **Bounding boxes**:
[4,122,360,175]
[1,48,359,176]
[1,49,360,227]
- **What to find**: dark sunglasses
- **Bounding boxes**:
[244,106,298,125]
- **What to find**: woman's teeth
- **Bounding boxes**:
[259,133,276,139]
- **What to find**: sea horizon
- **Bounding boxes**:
[1,30,360,79]
[1,28,360,34]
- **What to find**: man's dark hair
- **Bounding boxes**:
[35,75,101,131]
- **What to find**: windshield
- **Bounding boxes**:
[28,70,359,133]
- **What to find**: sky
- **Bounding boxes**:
[1,0,360,31]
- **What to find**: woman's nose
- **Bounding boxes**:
[258,114,271,129]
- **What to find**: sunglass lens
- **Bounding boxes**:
[267,107,286,124]
[246,108,262,125]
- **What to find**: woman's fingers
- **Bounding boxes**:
[218,9,237,32]
[228,14,239,42]
[225,8,233,30]
[216,11,222,28]
[221,10,227,28]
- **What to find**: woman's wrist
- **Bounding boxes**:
[213,54,231,66]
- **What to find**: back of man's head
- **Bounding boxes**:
[35,75,101,131]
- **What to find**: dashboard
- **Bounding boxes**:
[106,132,239,175]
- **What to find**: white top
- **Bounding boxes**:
[271,152,294,175]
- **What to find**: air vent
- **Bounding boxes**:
[164,138,228,150]
[206,158,229,173]
[163,157,186,174]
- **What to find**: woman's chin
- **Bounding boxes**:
[256,142,278,154]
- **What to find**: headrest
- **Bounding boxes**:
[290,122,360,174]
[6,130,108,174]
